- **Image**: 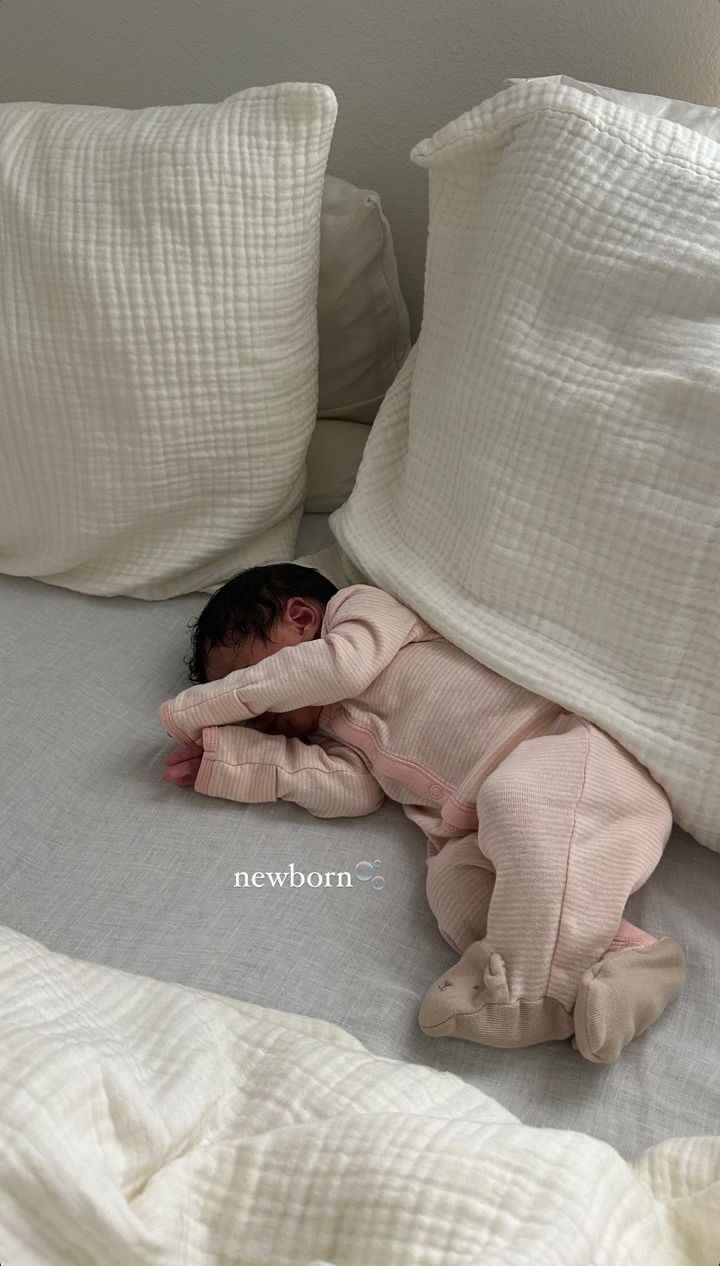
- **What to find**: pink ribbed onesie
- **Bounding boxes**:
[160,583,674,1046]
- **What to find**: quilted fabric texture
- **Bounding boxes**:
[2,922,719,1263]
[331,78,720,853]
[504,73,720,141]
[0,83,337,598]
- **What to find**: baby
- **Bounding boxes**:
[161,563,686,1063]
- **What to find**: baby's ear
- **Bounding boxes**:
[287,596,317,634]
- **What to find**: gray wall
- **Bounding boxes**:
[2,0,719,339]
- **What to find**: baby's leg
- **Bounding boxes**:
[426,836,659,958]
[419,713,684,1053]
[475,712,677,1008]
[425,834,495,954]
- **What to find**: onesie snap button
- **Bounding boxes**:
[429,782,443,798]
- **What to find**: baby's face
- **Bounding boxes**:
[203,597,324,740]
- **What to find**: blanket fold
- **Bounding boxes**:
[0,922,717,1264]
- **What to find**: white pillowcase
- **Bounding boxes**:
[504,74,720,141]
[331,76,720,853]
[0,83,337,598]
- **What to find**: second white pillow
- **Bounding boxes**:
[0,82,337,598]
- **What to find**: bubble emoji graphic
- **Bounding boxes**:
[354,860,375,883]
[353,858,385,891]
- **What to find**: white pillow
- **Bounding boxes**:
[331,77,720,853]
[0,83,337,598]
[504,74,720,141]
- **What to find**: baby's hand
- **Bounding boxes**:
[163,738,204,789]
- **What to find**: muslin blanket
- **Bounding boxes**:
[329,78,720,853]
[1,922,718,1264]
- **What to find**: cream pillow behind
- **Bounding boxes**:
[304,418,370,514]
[317,175,411,424]
[0,83,337,598]
[303,175,410,515]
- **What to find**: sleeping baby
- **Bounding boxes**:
[160,563,686,1063]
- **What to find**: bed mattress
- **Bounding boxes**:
[1,512,717,1159]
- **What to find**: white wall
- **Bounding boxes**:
[2,0,719,338]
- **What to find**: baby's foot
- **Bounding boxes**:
[419,940,511,1035]
[572,936,686,1063]
[418,939,574,1047]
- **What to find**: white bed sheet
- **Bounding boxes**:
[0,513,717,1159]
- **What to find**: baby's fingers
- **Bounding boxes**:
[163,757,200,786]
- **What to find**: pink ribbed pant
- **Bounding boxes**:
[425,713,673,1011]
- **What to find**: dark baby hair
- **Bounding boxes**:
[184,562,339,684]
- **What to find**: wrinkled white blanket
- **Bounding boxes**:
[1,923,717,1264]
[330,78,720,853]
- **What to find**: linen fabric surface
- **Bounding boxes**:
[0,83,337,599]
[330,77,720,853]
[2,921,719,1265]
[1,516,717,1161]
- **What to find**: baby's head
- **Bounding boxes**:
[185,563,339,739]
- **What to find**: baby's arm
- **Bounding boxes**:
[194,725,385,819]
[160,585,419,744]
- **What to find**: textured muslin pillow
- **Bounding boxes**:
[330,77,720,853]
[0,83,337,599]
[504,74,720,141]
